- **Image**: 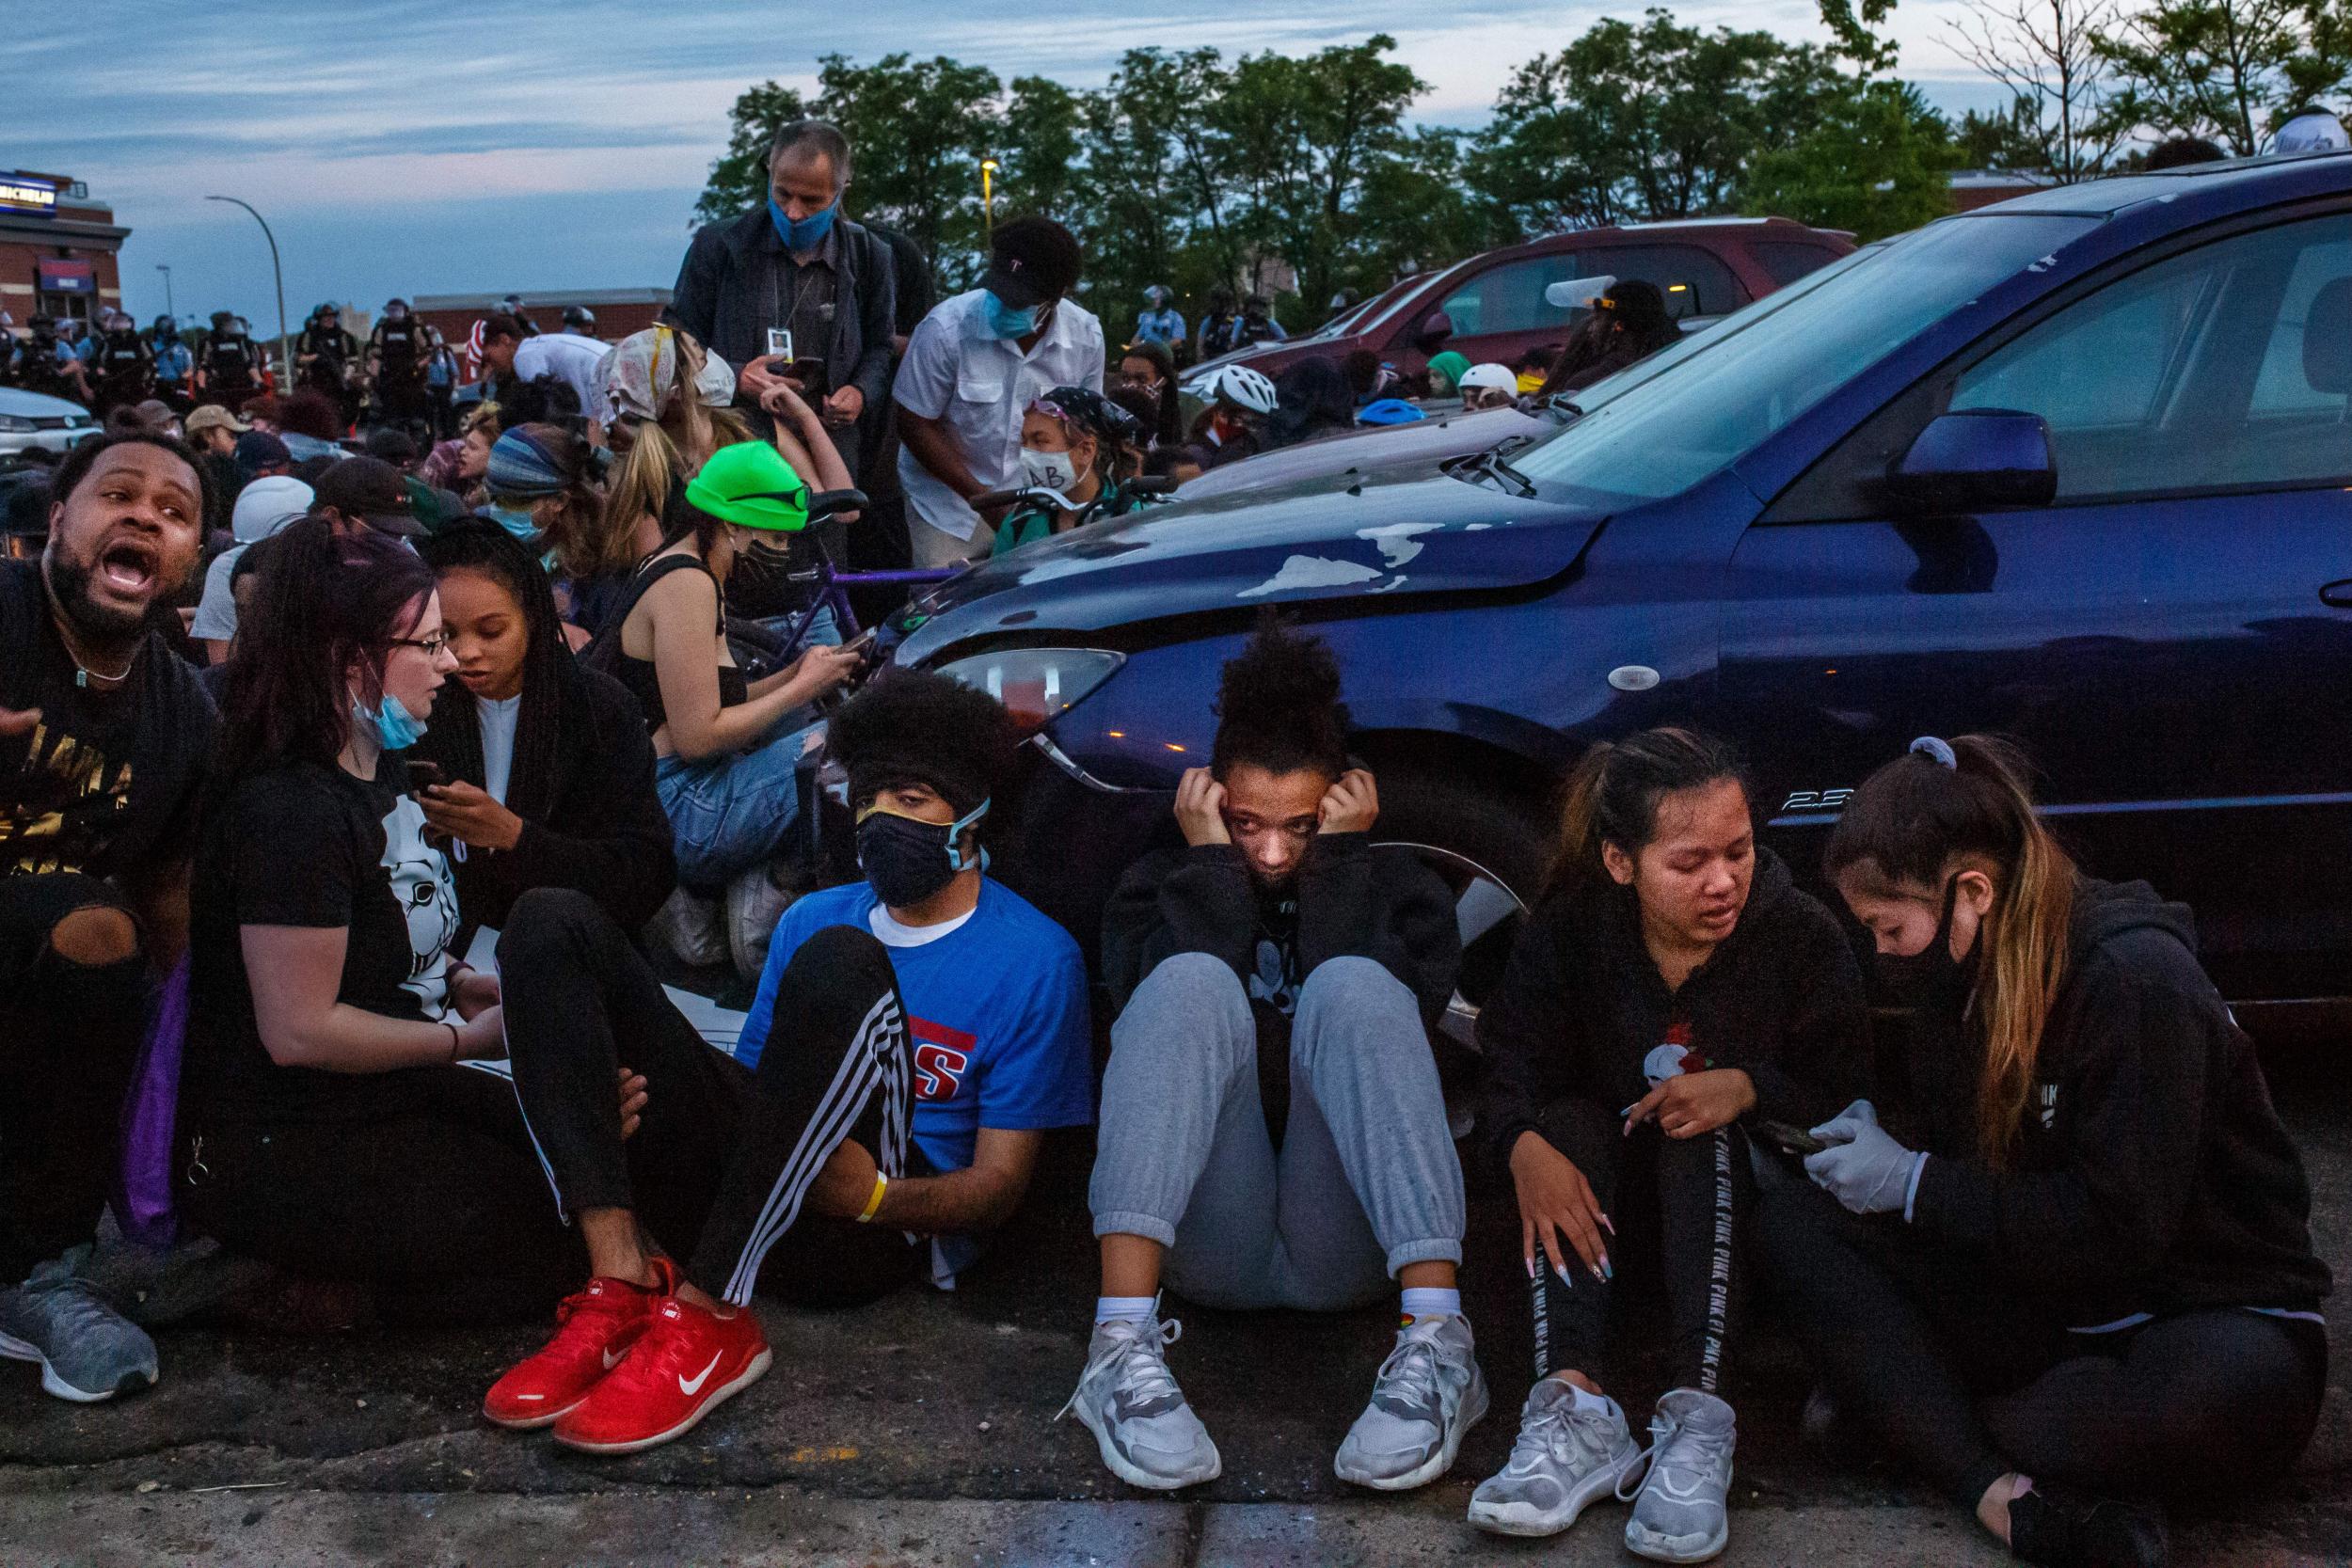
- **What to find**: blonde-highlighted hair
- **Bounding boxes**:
[589,327,750,576]
[1825,736,2075,1169]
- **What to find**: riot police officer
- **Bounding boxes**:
[92,310,156,418]
[150,315,195,412]
[198,313,267,413]
[296,302,360,425]
[366,298,430,426]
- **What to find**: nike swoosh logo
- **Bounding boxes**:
[678,1351,723,1396]
[603,1347,628,1370]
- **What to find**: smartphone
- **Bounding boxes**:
[404,759,445,796]
[766,326,794,360]
[1757,1119,1830,1157]
[838,627,880,662]
[787,356,829,398]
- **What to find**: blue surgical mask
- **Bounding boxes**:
[353,691,427,750]
[768,198,836,252]
[484,503,539,543]
[983,292,1040,340]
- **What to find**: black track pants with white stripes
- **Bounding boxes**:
[1524,1097,1753,1394]
[501,887,919,1309]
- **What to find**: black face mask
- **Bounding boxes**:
[856,800,987,910]
[1874,876,1979,1011]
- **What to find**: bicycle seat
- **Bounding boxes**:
[804,488,867,524]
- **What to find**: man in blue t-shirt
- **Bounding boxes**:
[485,669,1088,1457]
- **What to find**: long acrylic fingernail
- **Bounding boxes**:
[1620,1102,1640,1118]
[1597,1256,1613,1281]
[1553,1263,1574,1290]
[1524,1255,1536,1279]
[1600,1213,1617,1236]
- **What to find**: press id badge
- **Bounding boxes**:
[766,327,794,360]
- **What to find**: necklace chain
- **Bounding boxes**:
[45,582,138,688]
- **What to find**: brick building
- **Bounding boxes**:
[0,169,128,327]
[411,287,671,380]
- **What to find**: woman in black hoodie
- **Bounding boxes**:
[1470,728,1870,1559]
[411,520,675,948]
[1763,736,2330,1568]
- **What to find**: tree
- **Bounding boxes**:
[1954,98,2055,166]
[1470,11,1855,229]
[1950,0,2127,180]
[2094,0,2352,153]
[999,75,1084,223]
[693,81,811,226]
[1742,82,1963,239]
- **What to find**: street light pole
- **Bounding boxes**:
[980,159,1000,244]
[155,263,173,323]
[204,195,290,393]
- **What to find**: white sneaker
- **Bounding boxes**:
[1468,1378,1640,1536]
[1057,1315,1221,1490]
[1334,1313,1488,1490]
[648,886,727,969]
[1621,1387,1737,1563]
[723,863,794,981]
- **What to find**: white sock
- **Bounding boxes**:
[1400,1287,1461,1323]
[1094,1295,1156,1327]
[1566,1381,1616,1418]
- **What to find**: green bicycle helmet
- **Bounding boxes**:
[685,440,810,532]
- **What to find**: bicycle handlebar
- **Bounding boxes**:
[804,488,867,523]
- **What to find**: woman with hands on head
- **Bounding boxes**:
[1760,736,2332,1568]
[1468,727,1870,1560]
[179,515,592,1323]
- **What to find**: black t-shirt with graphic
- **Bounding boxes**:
[186,760,459,1126]
[0,558,215,884]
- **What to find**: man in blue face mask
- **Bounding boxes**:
[894,215,1104,568]
[667,119,899,493]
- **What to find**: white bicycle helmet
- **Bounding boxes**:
[1207,362,1279,416]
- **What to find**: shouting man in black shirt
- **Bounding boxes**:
[1069,620,1484,1494]
[0,431,215,1402]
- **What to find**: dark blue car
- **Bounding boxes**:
[891,150,2352,1027]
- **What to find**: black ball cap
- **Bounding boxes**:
[312,455,424,538]
[979,216,1082,310]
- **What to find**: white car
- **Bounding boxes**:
[0,387,101,459]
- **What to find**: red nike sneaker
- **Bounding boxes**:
[552,1292,771,1454]
[483,1258,675,1431]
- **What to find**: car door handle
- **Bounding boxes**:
[2325,579,2352,608]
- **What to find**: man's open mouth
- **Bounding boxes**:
[97,538,158,594]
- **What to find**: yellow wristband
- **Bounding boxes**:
[854,1170,888,1224]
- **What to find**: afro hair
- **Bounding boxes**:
[827,667,1021,819]
[1210,613,1351,781]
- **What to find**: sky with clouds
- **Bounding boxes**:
[7,0,2009,328]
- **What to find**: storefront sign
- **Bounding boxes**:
[0,174,58,217]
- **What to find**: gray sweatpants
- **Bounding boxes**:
[1089,951,1465,1311]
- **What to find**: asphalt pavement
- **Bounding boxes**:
[0,1053,2344,1567]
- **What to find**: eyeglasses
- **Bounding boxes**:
[391,632,453,657]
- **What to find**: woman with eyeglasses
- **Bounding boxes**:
[181,515,582,1323]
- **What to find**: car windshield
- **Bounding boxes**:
[1516,214,2103,503]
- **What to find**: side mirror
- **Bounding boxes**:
[1412,310,1454,350]
[1886,409,2056,513]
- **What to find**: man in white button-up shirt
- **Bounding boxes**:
[894,217,1104,567]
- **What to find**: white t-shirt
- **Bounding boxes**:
[893,290,1104,544]
[867,901,977,948]
[477,694,522,805]
[513,333,609,420]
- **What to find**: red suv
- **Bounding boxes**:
[1184,217,1856,382]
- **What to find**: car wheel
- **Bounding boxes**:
[1371,767,1553,1134]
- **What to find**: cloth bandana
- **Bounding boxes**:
[597,325,737,424]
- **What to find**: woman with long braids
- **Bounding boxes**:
[409,519,673,946]
[1468,726,1869,1560]
[1762,736,2331,1568]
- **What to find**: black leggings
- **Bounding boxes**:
[1756,1177,2328,1508]
[499,887,919,1310]
[0,872,151,1282]
[182,1061,583,1324]
[1526,1098,1754,1394]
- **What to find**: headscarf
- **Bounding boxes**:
[485,426,572,499]
[1425,351,1472,397]
[597,325,736,424]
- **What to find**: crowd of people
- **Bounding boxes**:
[0,113,2334,1568]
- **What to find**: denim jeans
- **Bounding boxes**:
[654,718,822,892]
[1089,951,1465,1312]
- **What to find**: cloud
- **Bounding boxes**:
[6,0,2007,325]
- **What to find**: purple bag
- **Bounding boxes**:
[113,956,190,1250]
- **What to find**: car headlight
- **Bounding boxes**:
[0,416,34,433]
[931,647,1124,736]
